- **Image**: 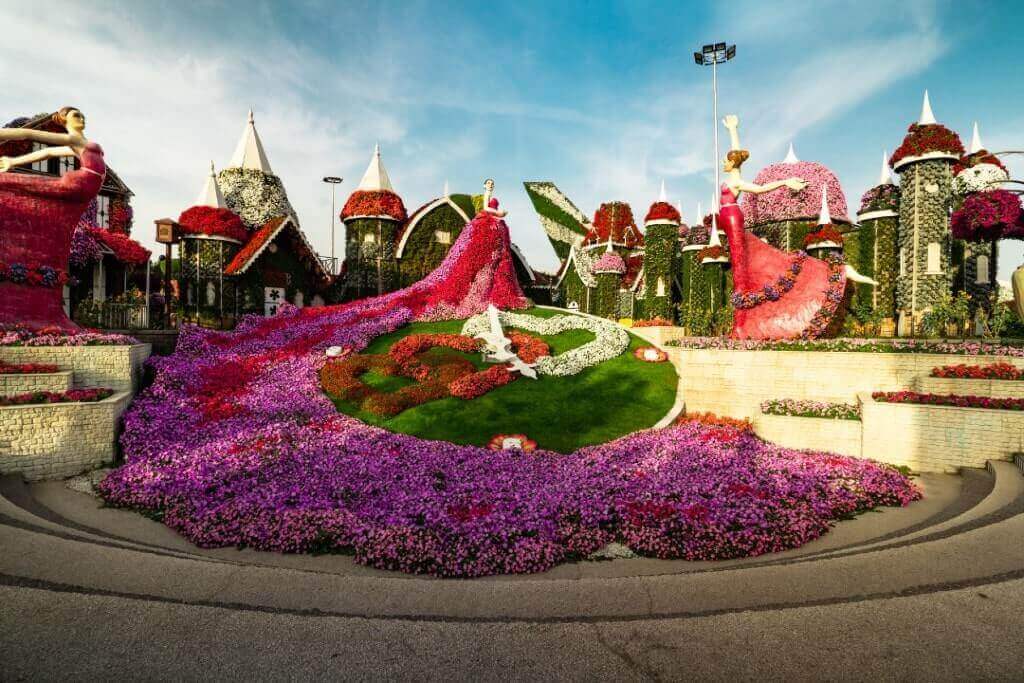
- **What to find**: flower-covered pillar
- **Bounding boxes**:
[856,154,901,326]
[892,92,964,335]
[591,244,626,319]
[641,199,681,321]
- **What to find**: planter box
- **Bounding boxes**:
[0,344,150,392]
[0,371,74,397]
[859,392,1024,473]
[0,391,131,481]
[629,326,689,347]
[754,413,862,458]
[915,376,1024,399]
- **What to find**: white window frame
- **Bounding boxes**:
[363,232,376,243]
[30,142,47,173]
[899,247,906,277]
[434,230,451,244]
[926,242,942,275]
[96,195,111,229]
[975,255,990,284]
[59,154,76,176]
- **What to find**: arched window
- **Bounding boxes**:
[976,255,990,284]
[926,242,941,274]
[899,247,906,276]
[656,277,666,297]
[206,281,216,306]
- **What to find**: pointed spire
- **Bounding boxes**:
[969,121,984,154]
[443,179,450,198]
[658,179,667,202]
[817,185,832,226]
[783,142,799,164]
[357,143,395,192]
[228,109,274,174]
[878,151,893,186]
[677,199,685,224]
[708,216,722,248]
[697,201,703,222]
[918,90,937,125]
[197,161,226,208]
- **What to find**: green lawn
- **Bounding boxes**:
[327,308,679,453]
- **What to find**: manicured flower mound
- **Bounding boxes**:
[644,202,681,224]
[665,336,1024,357]
[178,205,249,243]
[872,391,1024,411]
[698,245,728,263]
[488,433,537,452]
[341,190,408,222]
[804,225,844,248]
[633,346,668,363]
[675,411,753,432]
[217,167,298,231]
[859,184,900,215]
[0,324,138,347]
[953,158,1009,196]
[931,362,1023,380]
[591,250,626,274]
[0,387,113,406]
[951,190,1023,242]
[761,399,861,421]
[890,123,964,168]
[740,161,847,227]
[585,202,642,247]
[0,361,59,374]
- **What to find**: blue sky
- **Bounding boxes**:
[3,0,1022,277]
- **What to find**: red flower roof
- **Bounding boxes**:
[341,189,407,222]
[225,217,287,275]
[89,227,150,266]
[891,123,964,168]
[804,225,845,247]
[178,205,248,243]
[583,202,642,248]
[954,149,1008,175]
[622,254,645,289]
[644,201,681,224]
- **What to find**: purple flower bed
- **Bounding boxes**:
[98,303,920,577]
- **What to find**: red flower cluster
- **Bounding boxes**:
[449,364,516,400]
[872,391,1024,411]
[698,245,728,262]
[674,411,753,433]
[0,387,113,406]
[954,150,1008,175]
[951,190,1023,242]
[931,362,1023,380]
[178,205,249,243]
[109,202,133,235]
[804,225,844,248]
[0,361,59,374]
[507,330,550,363]
[389,333,481,378]
[702,213,722,229]
[644,202,681,224]
[89,227,150,265]
[586,202,642,247]
[0,261,69,288]
[890,123,964,167]
[341,190,408,222]
[632,317,674,327]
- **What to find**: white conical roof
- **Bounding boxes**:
[918,90,937,125]
[357,144,395,192]
[783,142,799,163]
[677,199,685,223]
[878,151,893,185]
[969,122,984,154]
[696,201,703,221]
[229,109,274,174]
[658,179,667,202]
[197,161,227,208]
[708,215,722,247]
[817,185,832,225]
[443,179,450,197]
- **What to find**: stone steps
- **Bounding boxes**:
[0,370,74,397]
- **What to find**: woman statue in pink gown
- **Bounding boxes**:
[0,107,107,331]
[337,178,529,321]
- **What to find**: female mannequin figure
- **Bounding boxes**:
[716,114,867,339]
[0,107,107,330]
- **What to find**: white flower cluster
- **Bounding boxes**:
[571,247,598,287]
[218,168,298,230]
[539,215,585,252]
[526,182,589,225]
[953,163,1009,196]
[461,311,629,377]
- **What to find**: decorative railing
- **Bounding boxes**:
[73,300,150,330]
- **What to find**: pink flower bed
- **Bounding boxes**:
[872,391,1024,411]
[0,387,113,406]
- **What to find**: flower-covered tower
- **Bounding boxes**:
[217,110,298,230]
[892,92,964,335]
[854,152,901,325]
[740,144,849,251]
[678,206,729,335]
[591,239,627,319]
[951,122,1003,316]
[341,145,408,299]
[640,186,681,321]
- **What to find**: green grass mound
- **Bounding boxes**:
[327,308,678,452]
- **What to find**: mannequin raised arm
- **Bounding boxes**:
[723,114,742,151]
[721,114,807,196]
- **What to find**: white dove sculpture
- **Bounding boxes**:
[473,305,538,379]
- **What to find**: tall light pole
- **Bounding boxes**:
[693,42,736,214]
[323,176,343,274]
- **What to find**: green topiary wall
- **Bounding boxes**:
[594,272,620,319]
[641,224,677,321]
[343,217,400,299]
[896,159,953,327]
[396,203,468,287]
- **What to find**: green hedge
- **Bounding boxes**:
[641,224,677,321]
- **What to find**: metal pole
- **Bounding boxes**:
[712,57,720,212]
[145,258,150,329]
[330,184,336,274]
[163,243,172,329]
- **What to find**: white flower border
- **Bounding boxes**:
[461,311,629,377]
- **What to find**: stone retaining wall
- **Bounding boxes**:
[0,392,131,481]
[0,371,73,397]
[753,414,862,458]
[859,392,1024,473]
[914,376,1024,399]
[0,344,150,391]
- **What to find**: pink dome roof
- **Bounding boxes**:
[591,250,626,274]
[739,161,848,228]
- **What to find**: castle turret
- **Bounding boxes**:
[854,151,901,329]
[591,239,627,319]
[341,145,407,298]
[892,91,964,335]
[640,190,681,321]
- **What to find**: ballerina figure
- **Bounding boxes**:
[717,115,871,340]
[0,107,108,331]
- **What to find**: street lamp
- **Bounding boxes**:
[693,42,736,214]
[323,176,343,275]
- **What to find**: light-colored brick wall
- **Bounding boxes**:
[0,392,131,481]
[0,344,150,391]
[859,392,1024,473]
[754,414,862,458]
[914,376,1024,399]
[0,371,73,397]
[668,348,1024,421]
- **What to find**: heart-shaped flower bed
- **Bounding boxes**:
[321,332,549,417]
